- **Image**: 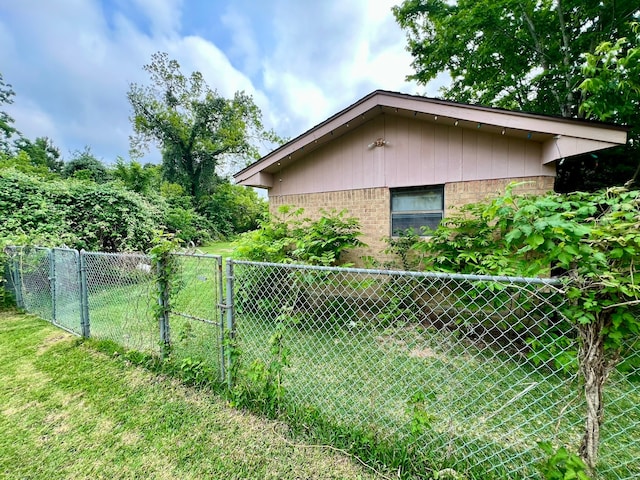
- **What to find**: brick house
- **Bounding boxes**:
[234,90,627,264]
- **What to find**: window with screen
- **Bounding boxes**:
[390,185,444,235]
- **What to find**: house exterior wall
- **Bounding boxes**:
[270,176,555,266]
[268,114,556,198]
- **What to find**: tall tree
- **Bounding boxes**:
[128,52,277,200]
[393,0,639,116]
[394,1,640,191]
[0,72,17,153]
[14,136,63,174]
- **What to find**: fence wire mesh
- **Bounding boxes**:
[232,260,639,480]
[51,248,83,335]
[82,251,157,352]
[7,247,54,323]
[5,248,224,378]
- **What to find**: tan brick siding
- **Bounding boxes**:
[269,176,554,267]
[270,187,390,265]
[444,176,555,211]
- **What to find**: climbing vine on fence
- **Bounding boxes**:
[149,234,182,356]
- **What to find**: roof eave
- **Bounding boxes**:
[234,90,629,185]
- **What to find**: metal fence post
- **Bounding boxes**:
[79,250,91,338]
[12,250,24,309]
[224,258,235,389]
[157,253,171,357]
[49,248,56,324]
[217,256,226,383]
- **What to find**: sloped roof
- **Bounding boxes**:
[235,90,628,188]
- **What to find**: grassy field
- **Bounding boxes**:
[198,241,236,257]
[0,310,383,480]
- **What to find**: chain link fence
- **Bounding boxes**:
[231,260,639,480]
[4,247,224,379]
[82,251,157,351]
[4,248,638,479]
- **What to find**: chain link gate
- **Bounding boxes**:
[167,253,227,382]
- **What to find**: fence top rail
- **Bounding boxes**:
[231,259,563,286]
[170,252,223,260]
[8,246,223,262]
[80,250,150,260]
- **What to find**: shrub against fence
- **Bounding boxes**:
[4,247,639,479]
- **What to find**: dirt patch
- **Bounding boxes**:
[2,400,41,417]
[36,332,71,355]
[408,347,438,359]
[45,410,73,435]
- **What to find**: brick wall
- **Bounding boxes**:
[269,187,390,265]
[269,176,554,267]
[444,176,555,211]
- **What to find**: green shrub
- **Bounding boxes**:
[0,168,162,251]
[234,205,364,266]
[199,182,267,237]
[163,206,216,245]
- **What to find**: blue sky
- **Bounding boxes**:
[0,0,446,173]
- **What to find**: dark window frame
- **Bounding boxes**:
[390,185,444,236]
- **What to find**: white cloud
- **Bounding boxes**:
[0,0,263,163]
[174,36,258,99]
[0,0,441,166]
[7,99,60,144]
[130,0,184,35]
[220,8,261,76]
[257,0,424,138]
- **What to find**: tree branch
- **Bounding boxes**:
[556,0,575,117]
[518,2,564,113]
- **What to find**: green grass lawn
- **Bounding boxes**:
[198,240,236,257]
[0,310,382,480]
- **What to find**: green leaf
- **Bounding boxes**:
[527,233,545,248]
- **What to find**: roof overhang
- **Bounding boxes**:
[234,90,629,186]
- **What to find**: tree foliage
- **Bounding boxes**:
[14,136,63,174]
[199,181,267,237]
[393,0,639,116]
[0,72,17,153]
[0,150,53,177]
[579,22,640,187]
[580,23,640,124]
[62,147,110,183]
[128,52,277,200]
[111,158,161,195]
